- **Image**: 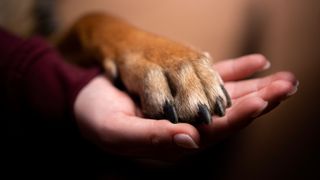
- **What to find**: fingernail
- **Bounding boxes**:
[287,81,299,97]
[252,101,269,118]
[173,134,199,149]
[287,86,298,97]
[262,61,271,70]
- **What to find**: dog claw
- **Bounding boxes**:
[198,104,212,124]
[214,97,225,117]
[221,85,232,108]
[163,101,178,123]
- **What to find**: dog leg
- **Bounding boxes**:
[57,13,231,124]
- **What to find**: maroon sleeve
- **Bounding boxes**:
[0,28,100,128]
[1,28,111,172]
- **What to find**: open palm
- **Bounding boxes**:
[74,54,298,160]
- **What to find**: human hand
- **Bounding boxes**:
[74,54,298,160]
[199,54,298,145]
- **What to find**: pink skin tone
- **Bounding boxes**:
[74,54,298,160]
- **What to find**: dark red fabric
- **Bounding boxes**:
[0,28,100,122]
[0,28,131,177]
[1,28,101,162]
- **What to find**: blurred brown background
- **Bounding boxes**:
[1,0,319,179]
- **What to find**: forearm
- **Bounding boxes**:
[0,28,100,130]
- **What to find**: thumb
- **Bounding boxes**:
[98,114,200,156]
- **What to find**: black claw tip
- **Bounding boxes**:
[214,97,226,117]
[221,85,232,108]
[163,101,178,123]
[198,104,212,124]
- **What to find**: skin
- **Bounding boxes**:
[74,54,298,160]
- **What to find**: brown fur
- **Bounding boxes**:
[57,13,231,123]
[0,0,231,123]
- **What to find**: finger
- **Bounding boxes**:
[225,71,298,99]
[233,79,298,104]
[213,54,270,81]
[199,97,268,143]
[100,114,200,156]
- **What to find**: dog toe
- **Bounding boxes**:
[163,101,178,123]
[214,96,226,117]
[192,57,232,118]
[118,55,175,120]
[197,104,212,124]
[221,84,232,108]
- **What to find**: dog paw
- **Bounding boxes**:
[105,48,231,124]
[57,13,231,124]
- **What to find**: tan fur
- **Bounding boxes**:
[0,0,231,122]
[58,12,230,123]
